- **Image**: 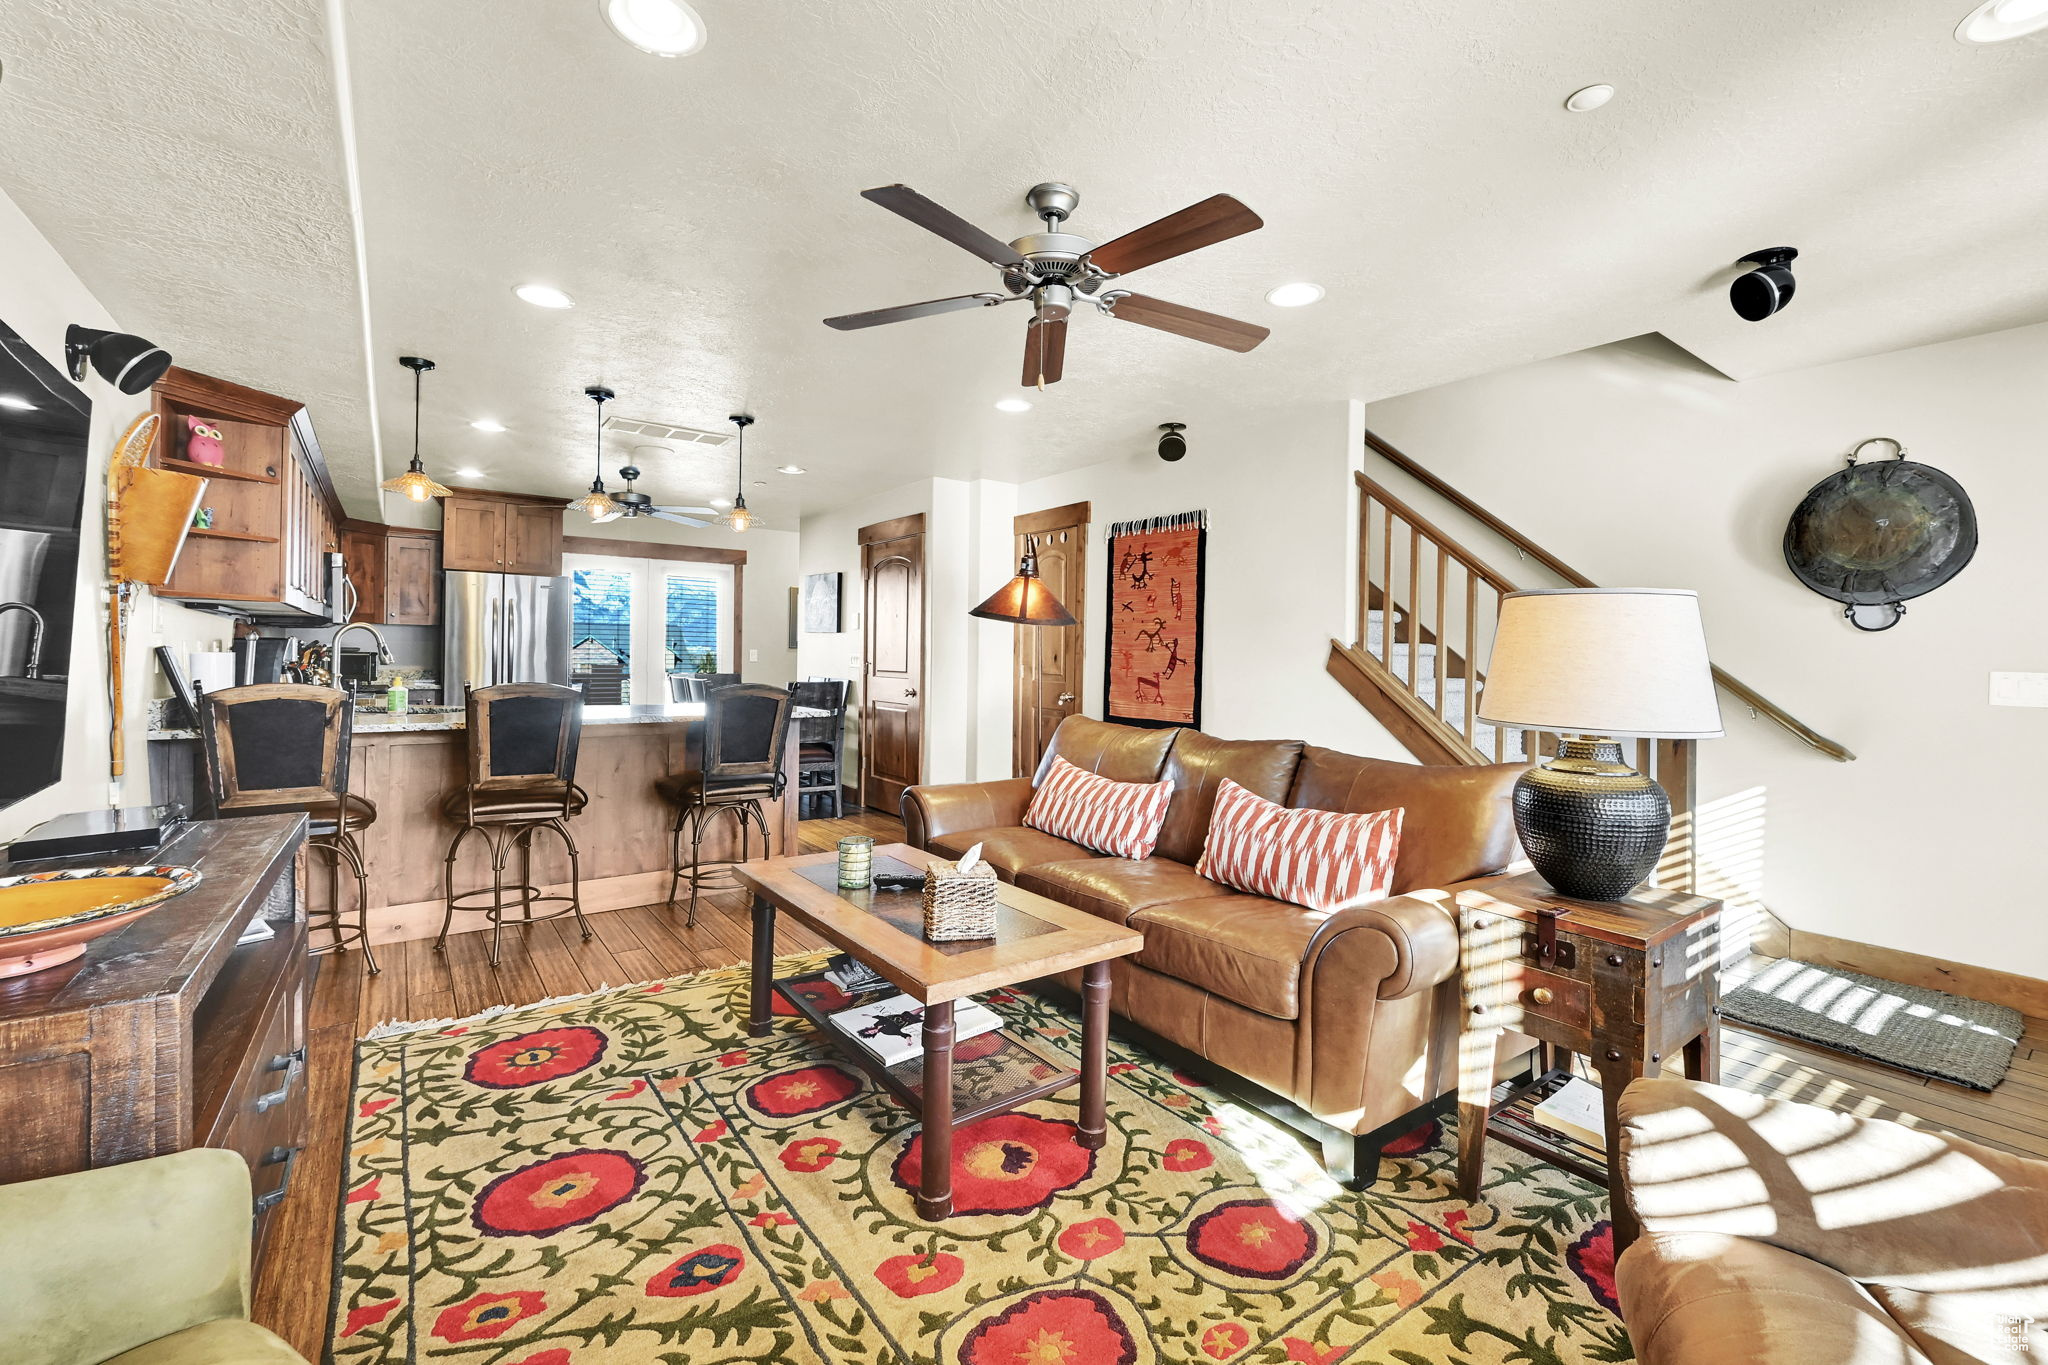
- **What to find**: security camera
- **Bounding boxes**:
[1157,422,1187,462]
[1730,247,1798,322]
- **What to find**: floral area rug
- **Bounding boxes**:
[329,955,1632,1364]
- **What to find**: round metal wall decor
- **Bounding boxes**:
[1783,437,1977,632]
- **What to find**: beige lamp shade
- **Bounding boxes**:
[1477,588,1723,740]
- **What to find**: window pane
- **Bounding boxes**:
[664,574,721,680]
[571,566,635,704]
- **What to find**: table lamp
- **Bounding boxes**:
[1477,589,1722,901]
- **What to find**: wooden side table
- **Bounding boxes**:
[1453,872,1721,1254]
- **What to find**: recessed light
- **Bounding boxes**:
[513,283,574,309]
[601,0,707,56]
[1957,0,2048,40]
[1564,83,1616,112]
[995,397,1033,413]
[0,395,35,411]
[776,464,806,475]
[454,467,485,479]
[1264,282,1325,308]
[470,418,506,433]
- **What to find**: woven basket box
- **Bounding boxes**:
[921,858,999,942]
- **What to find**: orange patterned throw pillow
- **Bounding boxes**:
[1023,755,1174,860]
[1196,778,1404,912]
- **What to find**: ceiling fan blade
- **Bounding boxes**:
[1022,317,1067,388]
[824,293,1004,331]
[861,184,1029,268]
[1105,293,1270,352]
[1087,194,1263,276]
[650,512,711,527]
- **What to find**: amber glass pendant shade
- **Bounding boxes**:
[969,536,1077,626]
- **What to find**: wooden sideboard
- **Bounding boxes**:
[0,814,310,1263]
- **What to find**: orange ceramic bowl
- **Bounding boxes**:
[0,864,202,978]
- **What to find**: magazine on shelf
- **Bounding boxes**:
[830,992,1002,1067]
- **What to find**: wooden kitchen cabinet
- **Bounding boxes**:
[439,491,565,575]
[341,521,441,625]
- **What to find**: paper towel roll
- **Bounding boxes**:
[189,651,237,694]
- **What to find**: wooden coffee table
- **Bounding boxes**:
[735,843,1142,1219]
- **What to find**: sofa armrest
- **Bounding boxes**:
[3,1148,254,1365]
[901,778,1034,849]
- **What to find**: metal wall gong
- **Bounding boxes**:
[1783,437,1977,631]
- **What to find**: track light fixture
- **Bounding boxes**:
[1730,247,1799,322]
[64,325,172,394]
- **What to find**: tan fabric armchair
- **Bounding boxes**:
[4,1148,309,1365]
[1615,1077,2048,1365]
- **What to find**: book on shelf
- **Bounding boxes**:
[830,992,1002,1067]
[1528,1075,1606,1150]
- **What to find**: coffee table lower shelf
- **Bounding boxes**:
[775,971,1082,1128]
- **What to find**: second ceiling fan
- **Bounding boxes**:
[824,181,1270,387]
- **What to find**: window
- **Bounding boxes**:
[566,553,733,703]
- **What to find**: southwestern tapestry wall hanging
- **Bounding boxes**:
[1104,510,1205,728]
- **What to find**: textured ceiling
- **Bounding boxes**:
[3,0,2045,525]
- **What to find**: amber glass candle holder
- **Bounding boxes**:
[837,835,875,889]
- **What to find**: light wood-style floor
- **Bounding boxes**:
[249,809,2048,1359]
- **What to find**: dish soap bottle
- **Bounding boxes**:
[385,675,409,716]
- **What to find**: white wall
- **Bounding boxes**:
[1367,325,2048,978]
[569,516,798,686]
[0,187,222,840]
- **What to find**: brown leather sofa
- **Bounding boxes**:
[903,715,1525,1184]
[1616,1076,2048,1365]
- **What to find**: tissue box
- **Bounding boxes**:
[921,858,1000,942]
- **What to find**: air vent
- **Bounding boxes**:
[602,415,732,446]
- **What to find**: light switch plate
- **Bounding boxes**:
[1989,672,2048,707]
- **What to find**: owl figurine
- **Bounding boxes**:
[185,415,226,467]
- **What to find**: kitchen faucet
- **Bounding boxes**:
[0,601,46,679]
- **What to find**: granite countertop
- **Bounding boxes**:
[150,701,827,741]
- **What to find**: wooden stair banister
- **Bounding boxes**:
[1361,431,1855,763]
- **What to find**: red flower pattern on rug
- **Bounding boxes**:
[956,1289,1137,1365]
[471,1150,645,1237]
[891,1112,1094,1215]
[463,1026,608,1089]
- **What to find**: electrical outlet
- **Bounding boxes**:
[1989,672,2048,707]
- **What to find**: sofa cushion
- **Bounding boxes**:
[1017,857,1225,926]
[1154,730,1305,865]
[1198,778,1404,912]
[1034,714,1178,785]
[1024,755,1173,858]
[1131,894,1324,1020]
[1287,746,1523,894]
[929,826,1098,879]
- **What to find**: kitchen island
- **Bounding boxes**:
[149,702,806,947]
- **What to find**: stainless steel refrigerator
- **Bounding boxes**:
[442,572,573,690]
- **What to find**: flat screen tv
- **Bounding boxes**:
[0,317,90,810]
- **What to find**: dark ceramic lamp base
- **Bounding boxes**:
[1512,739,1671,902]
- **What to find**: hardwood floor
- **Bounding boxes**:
[250,810,2048,1358]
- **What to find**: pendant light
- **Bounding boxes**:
[970,534,1077,625]
[568,386,620,520]
[725,414,754,532]
[379,356,453,503]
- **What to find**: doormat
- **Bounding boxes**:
[1104,510,1204,728]
[1722,958,2023,1091]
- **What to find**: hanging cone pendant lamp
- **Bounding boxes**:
[568,386,620,520]
[970,534,1077,625]
[379,356,453,503]
[726,414,754,532]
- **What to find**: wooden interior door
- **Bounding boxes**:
[1013,501,1089,777]
[860,514,925,813]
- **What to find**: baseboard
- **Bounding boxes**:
[356,867,739,947]
[1783,928,2048,1018]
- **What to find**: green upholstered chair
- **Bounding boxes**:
[3,1148,309,1365]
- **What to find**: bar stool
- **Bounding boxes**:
[199,684,378,974]
[657,683,792,925]
[436,683,594,966]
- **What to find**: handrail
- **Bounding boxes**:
[1360,432,1856,763]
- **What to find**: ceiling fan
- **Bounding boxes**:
[823,181,1271,387]
[594,454,719,526]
